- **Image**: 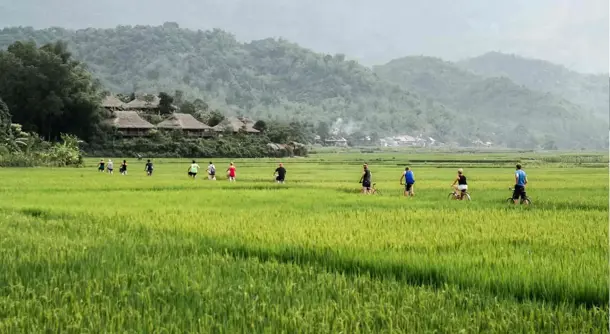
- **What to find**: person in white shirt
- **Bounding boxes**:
[107,159,114,174]
[207,162,216,180]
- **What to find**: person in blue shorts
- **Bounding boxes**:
[512,164,528,204]
[399,167,415,197]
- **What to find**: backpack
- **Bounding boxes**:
[210,165,215,174]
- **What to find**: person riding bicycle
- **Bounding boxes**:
[359,164,372,194]
[399,167,415,197]
[512,164,528,204]
[451,168,468,199]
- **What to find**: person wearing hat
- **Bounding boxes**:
[274,163,287,184]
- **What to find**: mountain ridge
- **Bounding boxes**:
[0,24,607,149]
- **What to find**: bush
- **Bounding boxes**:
[87,132,301,158]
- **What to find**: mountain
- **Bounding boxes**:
[0,0,607,73]
[0,25,461,142]
[0,25,606,149]
[373,56,608,149]
[458,52,609,120]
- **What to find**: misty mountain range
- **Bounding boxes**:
[0,23,607,149]
[0,0,608,74]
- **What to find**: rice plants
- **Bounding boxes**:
[0,154,607,332]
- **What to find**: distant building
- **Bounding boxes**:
[212,116,260,134]
[101,95,125,112]
[156,113,214,137]
[106,111,154,137]
[325,136,348,147]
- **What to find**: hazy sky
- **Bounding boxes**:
[0,0,607,73]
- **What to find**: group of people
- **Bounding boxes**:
[359,163,529,204]
[97,159,129,175]
[187,161,237,181]
[96,158,529,204]
[186,161,286,183]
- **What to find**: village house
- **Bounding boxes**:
[101,95,125,112]
[324,136,348,147]
[106,110,154,137]
[156,113,214,137]
[212,116,260,134]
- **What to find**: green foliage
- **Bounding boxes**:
[458,52,609,120]
[0,40,103,142]
[158,92,174,115]
[88,130,304,158]
[0,25,453,141]
[374,56,608,149]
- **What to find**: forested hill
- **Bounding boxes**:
[373,56,608,149]
[0,25,462,141]
[0,25,607,149]
[458,52,609,120]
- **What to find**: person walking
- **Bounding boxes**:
[188,160,200,179]
[207,161,216,180]
[512,164,528,205]
[274,163,286,184]
[359,164,372,194]
[399,167,415,197]
[227,162,236,182]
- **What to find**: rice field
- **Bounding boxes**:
[0,152,607,333]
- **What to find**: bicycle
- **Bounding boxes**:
[370,183,381,195]
[507,188,532,205]
[448,188,471,201]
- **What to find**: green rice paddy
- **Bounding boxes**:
[0,151,607,332]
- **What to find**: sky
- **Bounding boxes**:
[0,0,607,73]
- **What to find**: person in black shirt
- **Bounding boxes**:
[359,164,372,194]
[98,159,105,172]
[274,163,286,183]
[145,159,154,176]
[451,168,468,200]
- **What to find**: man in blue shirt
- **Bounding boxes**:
[512,164,528,204]
[400,167,415,197]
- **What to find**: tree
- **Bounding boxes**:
[193,99,209,112]
[0,40,102,142]
[174,90,184,105]
[199,110,224,127]
[0,97,10,134]
[158,92,174,115]
[253,120,267,133]
[179,101,196,115]
[316,121,330,142]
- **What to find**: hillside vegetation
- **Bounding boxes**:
[0,25,606,149]
[458,52,609,120]
[374,56,608,149]
[0,25,458,141]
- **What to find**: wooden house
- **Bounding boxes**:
[101,95,125,111]
[106,110,154,137]
[212,116,260,134]
[156,113,214,137]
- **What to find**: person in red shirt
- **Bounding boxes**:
[227,162,236,182]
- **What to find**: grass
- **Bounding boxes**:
[0,152,607,332]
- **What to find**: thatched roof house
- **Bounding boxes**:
[124,96,161,110]
[213,116,260,133]
[106,110,154,137]
[157,113,213,137]
[101,95,125,110]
